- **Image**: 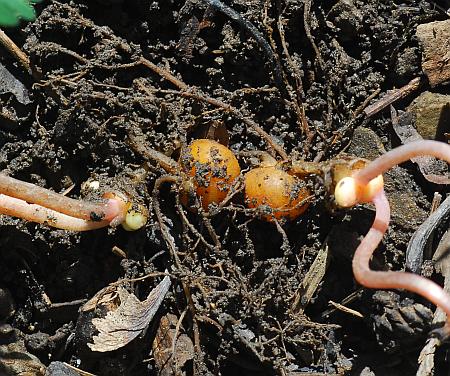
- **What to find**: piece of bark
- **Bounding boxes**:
[417,20,450,87]
[291,241,331,313]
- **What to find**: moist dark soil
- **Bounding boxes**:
[0,1,449,375]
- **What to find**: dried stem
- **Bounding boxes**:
[0,28,31,74]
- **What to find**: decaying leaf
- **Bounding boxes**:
[152,313,195,376]
[291,241,331,313]
[81,285,119,313]
[88,275,171,352]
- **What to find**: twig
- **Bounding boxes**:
[276,1,312,142]
[352,88,381,119]
[0,28,31,74]
[363,77,423,118]
[171,307,188,372]
[175,196,217,252]
[328,301,363,318]
[303,0,325,71]
[152,175,203,369]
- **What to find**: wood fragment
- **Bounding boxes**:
[328,301,363,318]
[363,77,422,117]
[0,28,31,74]
[417,19,450,87]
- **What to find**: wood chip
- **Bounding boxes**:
[417,20,450,87]
[291,242,331,313]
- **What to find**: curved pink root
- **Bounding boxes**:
[353,191,450,323]
[0,174,122,221]
[354,140,450,185]
[0,195,117,231]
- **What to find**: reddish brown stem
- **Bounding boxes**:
[0,174,120,221]
[0,195,114,231]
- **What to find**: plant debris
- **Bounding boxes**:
[87,276,171,352]
[1,0,450,374]
[152,313,195,376]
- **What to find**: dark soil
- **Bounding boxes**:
[0,0,449,375]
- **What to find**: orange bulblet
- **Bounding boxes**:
[180,139,241,210]
[244,166,310,221]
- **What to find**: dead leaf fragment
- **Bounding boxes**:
[152,313,194,376]
[88,275,171,352]
[291,242,331,313]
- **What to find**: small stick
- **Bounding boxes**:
[0,28,31,74]
[363,77,422,118]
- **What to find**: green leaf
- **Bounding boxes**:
[0,0,38,26]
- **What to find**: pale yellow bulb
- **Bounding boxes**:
[334,175,384,208]
[121,204,148,231]
[334,177,359,208]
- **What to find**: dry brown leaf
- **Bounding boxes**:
[152,313,194,376]
[291,242,331,313]
[88,275,171,352]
